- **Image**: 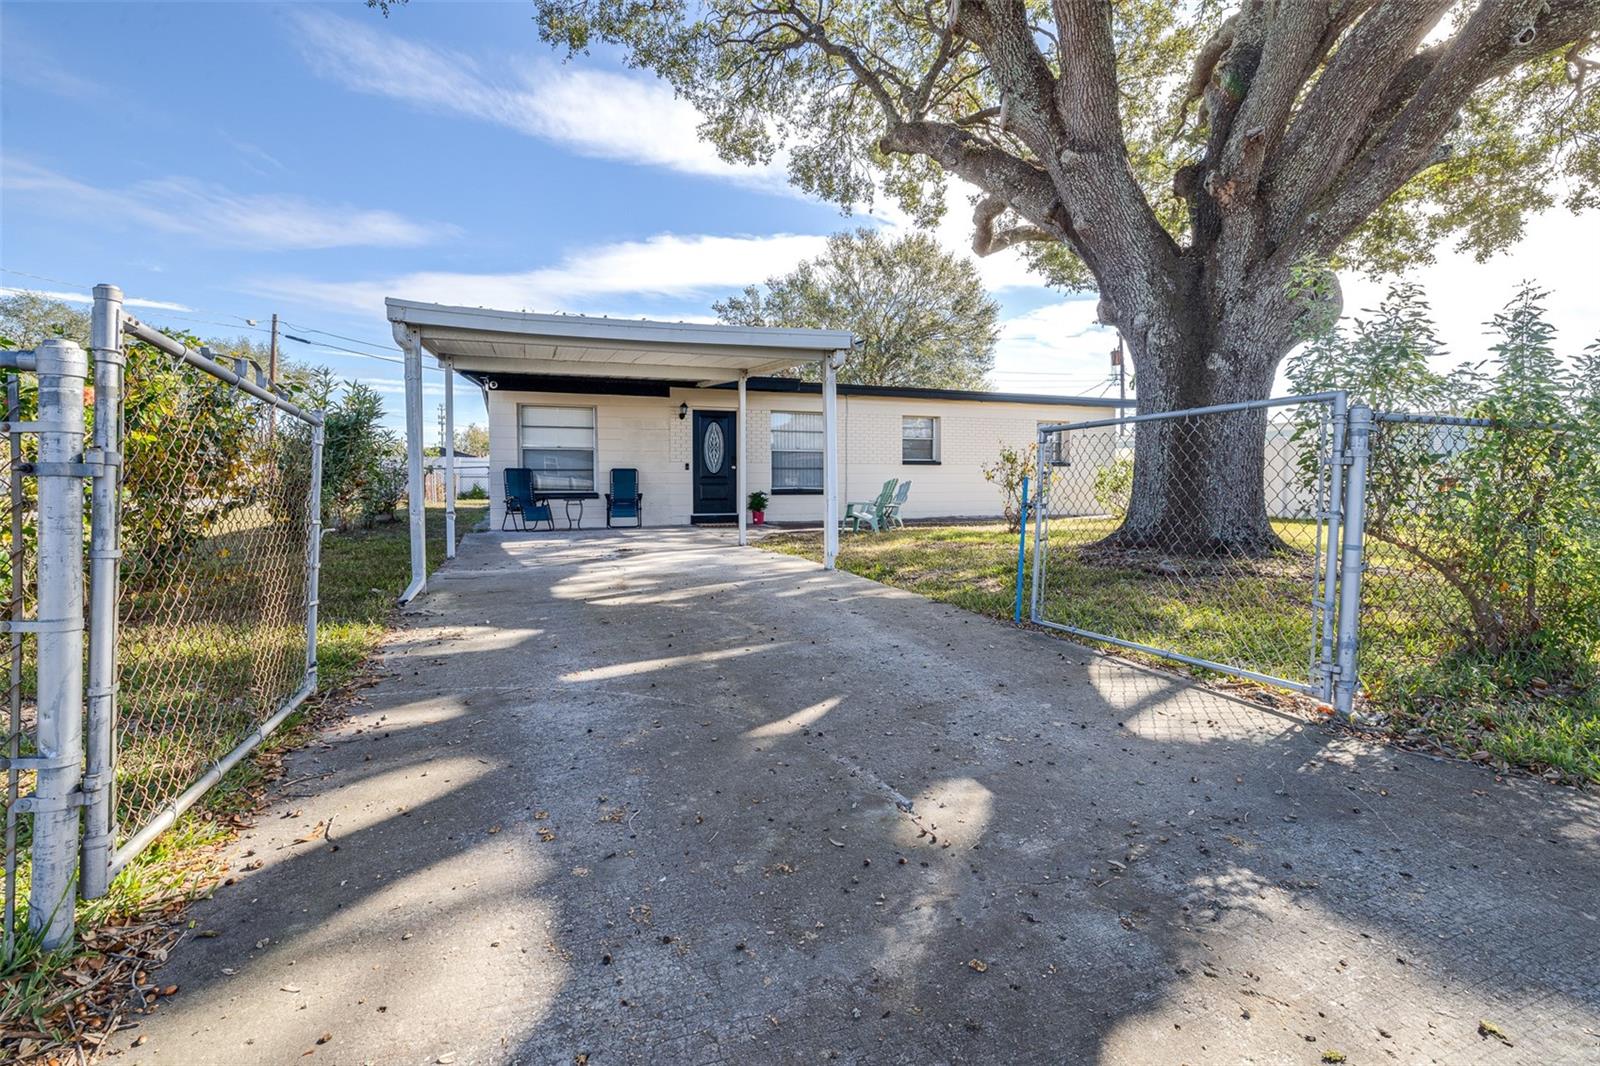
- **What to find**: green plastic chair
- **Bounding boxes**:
[843,478,898,533]
[882,480,911,529]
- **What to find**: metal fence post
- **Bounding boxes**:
[1333,403,1372,720]
[1317,391,1347,705]
[26,339,88,948]
[81,286,124,900]
[1028,432,1048,622]
[1013,475,1029,623]
[306,417,325,689]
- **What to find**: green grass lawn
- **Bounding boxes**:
[762,520,1599,784]
[0,500,485,1054]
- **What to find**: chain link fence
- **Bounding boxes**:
[1,286,323,953]
[111,346,319,862]
[1357,414,1599,731]
[1031,395,1343,698]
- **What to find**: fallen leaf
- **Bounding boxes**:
[1478,1019,1513,1046]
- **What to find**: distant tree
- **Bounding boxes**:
[714,229,999,389]
[0,290,91,348]
[455,422,490,456]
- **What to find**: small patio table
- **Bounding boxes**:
[534,492,599,530]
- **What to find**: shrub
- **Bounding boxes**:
[1289,282,1600,666]
[982,441,1036,533]
[1092,455,1134,519]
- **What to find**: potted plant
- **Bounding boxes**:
[747,490,770,525]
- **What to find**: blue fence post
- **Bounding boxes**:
[1013,475,1030,623]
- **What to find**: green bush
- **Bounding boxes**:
[1092,455,1134,519]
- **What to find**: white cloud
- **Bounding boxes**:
[989,300,1123,395]
[287,10,786,190]
[1336,208,1600,370]
[3,160,452,251]
[252,231,831,313]
[0,286,194,313]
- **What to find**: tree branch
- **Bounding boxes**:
[1266,0,1460,239]
[1305,0,1600,257]
[971,196,1058,254]
[879,120,1071,238]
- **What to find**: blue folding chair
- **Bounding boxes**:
[503,467,553,531]
[605,467,643,528]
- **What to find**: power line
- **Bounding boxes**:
[282,321,399,355]
[281,333,405,366]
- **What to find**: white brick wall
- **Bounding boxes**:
[486,383,1116,528]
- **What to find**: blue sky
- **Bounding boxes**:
[4,2,1596,436]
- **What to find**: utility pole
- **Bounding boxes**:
[1111,337,1126,410]
[267,313,280,439]
[268,312,279,389]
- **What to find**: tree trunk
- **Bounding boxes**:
[1102,286,1293,557]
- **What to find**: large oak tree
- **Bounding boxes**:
[379,0,1599,551]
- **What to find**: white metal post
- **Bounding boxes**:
[26,339,88,948]
[736,373,748,547]
[81,285,124,900]
[1332,403,1372,720]
[821,353,841,569]
[444,362,457,559]
[401,328,427,602]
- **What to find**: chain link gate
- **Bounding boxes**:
[0,285,323,953]
[1028,393,1371,714]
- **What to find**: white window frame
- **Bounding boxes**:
[517,403,598,493]
[770,410,824,493]
[901,415,940,464]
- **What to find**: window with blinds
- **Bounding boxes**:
[901,416,938,462]
[771,411,823,491]
[518,405,596,492]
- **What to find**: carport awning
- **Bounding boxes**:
[387,298,853,387]
[386,297,852,604]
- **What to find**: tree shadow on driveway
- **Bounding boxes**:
[117,530,1600,1066]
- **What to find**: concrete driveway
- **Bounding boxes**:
[117,529,1600,1065]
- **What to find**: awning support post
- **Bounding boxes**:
[822,351,840,570]
[401,327,427,603]
[444,360,457,560]
[737,372,748,547]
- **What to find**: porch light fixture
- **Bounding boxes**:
[678,402,688,420]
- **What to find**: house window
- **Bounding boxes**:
[771,411,823,492]
[519,405,596,492]
[901,416,939,463]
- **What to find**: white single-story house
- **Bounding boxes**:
[473,375,1126,530]
[386,297,1129,601]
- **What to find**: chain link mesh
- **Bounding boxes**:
[1032,399,1338,694]
[113,356,316,843]
[1358,415,1599,724]
[2,376,35,954]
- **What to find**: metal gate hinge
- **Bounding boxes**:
[11,790,89,814]
[0,616,84,634]
[0,751,79,772]
[21,461,97,478]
